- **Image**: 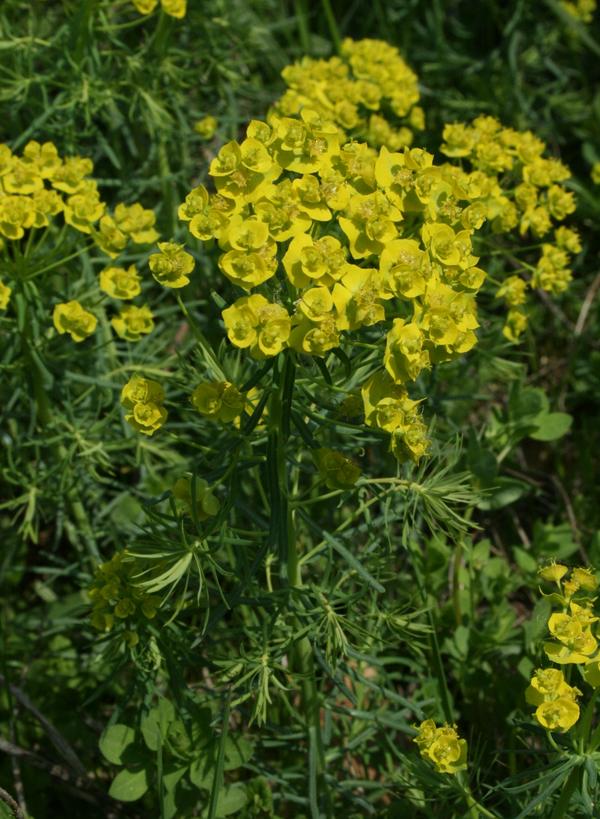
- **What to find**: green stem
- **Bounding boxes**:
[270,353,331,818]
[321,0,341,52]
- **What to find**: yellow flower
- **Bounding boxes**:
[125,401,167,436]
[560,0,597,24]
[218,247,277,290]
[52,300,97,342]
[414,720,467,775]
[121,374,165,409]
[222,294,291,359]
[63,184,105,233]
[172,477,220,519]
[571,567,598,591]
[0,279,11,310]
[544,612,598,664]
[0,195,37,239]
[592,162,600,185]
[132,0,158,13]
[94,215,128,258]
[194,116,218,140]
[503,308,528,343]
[191,381,246,422]
[113,203,159,244]
[554,226,581,254]
[88,551,160,635]
[111,305,155,342]
[161,0,186,17]
[99,265,141,299]
[2,158,44,195]
[49,156,94,194]
[535,698,580,731]
[496,276,528,307]
[384,319,429,384]
[538,562,568,583]
[149,242,195,288]
[525,668,577,706]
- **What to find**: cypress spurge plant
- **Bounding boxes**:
[88,107,507,815]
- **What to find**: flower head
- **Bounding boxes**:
[52,300,97,342]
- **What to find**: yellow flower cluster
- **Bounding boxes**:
[526,668,580,731]
[413,719,467,774]
[592,162,600,185]
[131,0,186,18]
[0,140,159,342]
[560,0,596,22]
[176,110,488,461]
[121,374,168,436]
[195,116,218,140]
[439,117,577,342]
[52,300,97,342]
[149,242,195,288]
[191,380,247,422]
[526,563,600,733]
[0,142,157,247]
[88,551,160,645]
[274,38,423,151]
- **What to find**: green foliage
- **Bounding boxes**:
[1,2,600,818]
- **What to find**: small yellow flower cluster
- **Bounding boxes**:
[313,448,361,490]
[172,476,220,520]
[195,116,218,140]
[0,142,158,247]
[176,110,488,461]
[440,117,577,342]
[131,0,186,18]
[149,242,195,288]
[88,551,160,645]
[274,38,422,150]
[592,162,600,185]
[0,140,159,342]
[52,300,98,343]
[121,374,168,436]
[100,263,155,342]
[526,668,580,731]
[191,380,247,422]
[560,0,597,22]
[413,719,468,774]
[526,563,600,733]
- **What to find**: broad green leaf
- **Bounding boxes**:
[99,724,136,765]
[513,547,537,574]
[477,478,527,510]
[510,385,549,419]
[213,783,248,817]
[223,735,254,771]
[108,767,149,802]
[190,755,215,790]
[163,764,188,793]
[141,698,175,751]
[529,412,572,441]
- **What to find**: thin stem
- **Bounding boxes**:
[270,353,331,818]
